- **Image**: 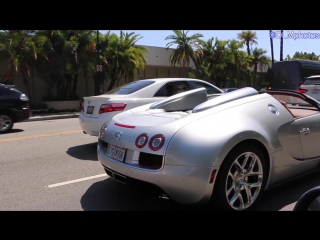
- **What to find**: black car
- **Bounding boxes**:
[0,83,31,133]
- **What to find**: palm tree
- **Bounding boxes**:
[64,30,96,99]
[35,30,98,100]
[251,48,271,87]
[269,30,274,65]
[280,30,284,61]
[227,40,252,87]
[237,30,258,55]
[0,30,47,103]
[165,30,204,71]
[103,31,148,91]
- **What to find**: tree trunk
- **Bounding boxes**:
[20,65,32,104]
[253,62,258,87]
[269,30,275,65]
[107,74,118,91]
[246,42,251,55]
[280,30,284,61]
[84,71,88,96]
[71,73,78,99]
[190,55,200,72]
[64,75,71,100]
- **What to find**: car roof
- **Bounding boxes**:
[139,78,207,83]
[306,75,320,79]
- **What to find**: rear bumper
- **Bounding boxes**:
[79,113,113,136]
[12,108,31,122]
[97,144,218,205]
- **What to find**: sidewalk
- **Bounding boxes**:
[25,112,80,122]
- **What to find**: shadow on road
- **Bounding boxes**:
[80,178,163,211]
[81,170,320,211]
[66,142,98,161]
[253,170,320,211]
[0,129,24,135]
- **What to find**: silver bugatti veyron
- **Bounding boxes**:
[97,87,320,211]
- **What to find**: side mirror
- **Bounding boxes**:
[293,186,320,211]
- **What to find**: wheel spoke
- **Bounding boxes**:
[233,160,242,173]
[227,182,235,196]
[245,181,262,189]
[244,185,252,204]
[247,156,257,173]
[238,193,245,209]
[242,154,250,168]
[228,171,235,180]
[245,170,262,177]
[230,188,240,205]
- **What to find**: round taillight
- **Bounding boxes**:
[135,133,148,148]
[99,123,108,138]
[148,134,165,151]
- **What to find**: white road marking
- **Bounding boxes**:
[46,173,108,188]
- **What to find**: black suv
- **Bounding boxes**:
[0,83,31,133]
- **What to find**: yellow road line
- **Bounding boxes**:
[0,130,83,143]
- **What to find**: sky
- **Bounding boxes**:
[99,30,320,61]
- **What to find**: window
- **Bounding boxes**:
[154,81,189,97]
[104,81,155,95]
[189,81,222,94]
[303,77,320,85]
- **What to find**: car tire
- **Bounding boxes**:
[211,143,267,211]
[0,112,14,134]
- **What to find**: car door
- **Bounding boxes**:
[152,81,190,102]
[288,95,320,159]
[188,81,223,98]
[293,113,320,160]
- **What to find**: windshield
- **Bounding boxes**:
[104,81,155,95]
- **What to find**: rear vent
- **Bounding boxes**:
[99,139,109,151]
[138,152,163,170]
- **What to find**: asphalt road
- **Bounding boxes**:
[1,118,320,211]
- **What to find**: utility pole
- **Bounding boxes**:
[96,30,103,95]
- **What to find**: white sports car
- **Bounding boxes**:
[79,78,224,136]
[97,87,320,211]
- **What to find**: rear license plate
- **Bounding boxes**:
[87,106,94,114]
[108,144,126,162]
[312,90,320,94]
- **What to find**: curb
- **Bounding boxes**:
[25,114,80,122]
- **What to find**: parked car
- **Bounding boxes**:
[293,186,320,211]
[97,87,320,211]
[79,78,224,137]
[299,75,320,101]
[221,88,238,93]
[0,83,31,133]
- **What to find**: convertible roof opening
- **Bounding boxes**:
[149,87,260,113]
[150,88,208,111]
[192,87,259,113]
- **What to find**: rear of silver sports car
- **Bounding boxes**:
[97,109,218,204]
